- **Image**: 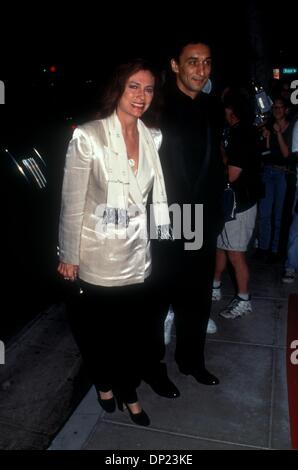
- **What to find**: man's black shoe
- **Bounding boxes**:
[147,376,180,398]
[179,367,219,385]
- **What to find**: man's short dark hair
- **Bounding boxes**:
[170,34,212,62]
[223,92,251,123]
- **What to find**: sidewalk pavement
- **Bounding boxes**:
[48,258,297,451]
[0,256,297,450]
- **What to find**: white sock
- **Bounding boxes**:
[213,280,221,288]
[238,292,249,300]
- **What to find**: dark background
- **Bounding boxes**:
[0,0,297,341]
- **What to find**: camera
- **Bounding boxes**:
[251,80,273,126]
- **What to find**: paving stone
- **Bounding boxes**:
[211,298,284,346]
[106,341,273,448]
[84,420,261,450]
[271,349,291,449]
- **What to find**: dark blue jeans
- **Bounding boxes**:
[258,166,287,252]
[285,184,298,271]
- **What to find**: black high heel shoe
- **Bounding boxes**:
[97,393,116,413]
[117,400,150,427]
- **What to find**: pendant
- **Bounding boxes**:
[128,158,135,167]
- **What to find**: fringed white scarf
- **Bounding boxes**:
[101,111,172,240]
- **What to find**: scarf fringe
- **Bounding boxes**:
[157,224,174,241]
[102,208,173,241]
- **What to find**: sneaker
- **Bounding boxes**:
[282,270,297,284]
[219,295,252,319]
[207,318,217,334]
[212,285,222,301]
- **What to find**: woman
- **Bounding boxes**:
[258,97,291,260]
[57,59,171,426]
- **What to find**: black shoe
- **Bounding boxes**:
[117,401,150,427]
[97,395,116,413]
[147,376,180,399]
[127,407,150,427]
[179,367,219,385]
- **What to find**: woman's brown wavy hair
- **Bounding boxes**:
[98,58,162,128]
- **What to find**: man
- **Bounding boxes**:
[152,36,224,387]
[212,95,259,318]
[282,118,298,283]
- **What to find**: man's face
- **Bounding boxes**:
[171,43,212,99]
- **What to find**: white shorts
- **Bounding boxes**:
[217,204,257,252]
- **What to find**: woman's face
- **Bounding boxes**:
[117,69,155,119]
[272,99,287,120]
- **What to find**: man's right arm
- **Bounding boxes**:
[228,165,242,183]
[58,127,93,266]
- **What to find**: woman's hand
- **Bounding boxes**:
[273,122,282,134]
[58,262,79,281]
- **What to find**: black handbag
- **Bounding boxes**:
[223,183,237,222]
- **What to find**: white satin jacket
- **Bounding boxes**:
[58,114,163,287]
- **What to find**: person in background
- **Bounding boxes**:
[212,95,259,319]
[282,118,298,283]
[257,97,291,261]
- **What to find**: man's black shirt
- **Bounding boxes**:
[158,83,224,242]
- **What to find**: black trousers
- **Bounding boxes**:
[151,239,216,372]
[66,278,159,403]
